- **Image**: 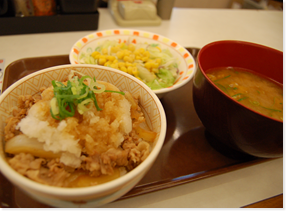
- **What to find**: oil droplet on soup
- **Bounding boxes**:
[206,67,283,121]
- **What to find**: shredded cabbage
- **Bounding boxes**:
[79,39,180,90]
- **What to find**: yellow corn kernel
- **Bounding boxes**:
[117,51,124,59]
[127,66,133,74]
[123,50,131,56]
[102,48,108,55]
[111,46,119,53]
[104,61,111,67]
[144,62,152,69]
[141,56,149,62]
[91,51,101,59]
[151,63,159,68]
[107,55,116,62]
[151,68,159,73]
[143,51,150,57]
[120,43,126,48]
[132,68,139,76]
[136,76,141,81]
[135,55,141,60]
[139,48,145,53]
[119,66,127,72]
[156,58,161,65]
[123,56,130,62]
[123,56,134,63]
[156,46,162,52]
[128,44,135,52]
[94,55,101,59]
[98,58,106,65]
[125,62,132,67]
[132,63,137,67]
[129,56,135,63]
[118,62,125,67]
[148,63,155,68]
[110,63,119,69]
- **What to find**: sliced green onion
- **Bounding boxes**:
[215,83,229,95]
[104,90,125,95]
[89,91,102,111]
[50,97,59,115]
[91,82,106,93]
[50,71,125,120]
[214,75,231,82]
[260,106,282,112]
[78,87,89,100]
[60,99,75,117]
[237,97,248,102]
[231,93,243,98]
[77,98,93,114]
[79,75,93,85]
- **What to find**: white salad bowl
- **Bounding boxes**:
[0,64,166,207]
[69,29,196,98]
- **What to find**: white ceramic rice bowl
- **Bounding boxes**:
[0,64,167,207]
[69,29,196,98]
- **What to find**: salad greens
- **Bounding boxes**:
[79,39,180,90]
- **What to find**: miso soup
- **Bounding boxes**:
[206,67,283,121]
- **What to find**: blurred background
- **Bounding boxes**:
[0,0,283,35]
[0,0,283,17]
[174,0,283,9]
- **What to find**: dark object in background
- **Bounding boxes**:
[0,0,100,35]
[98,0,107,8]
[0,0,9,16]
[59,0,99,13]
[193,40,283,158]
[32,0,56,16]
[12,0,34,16]
[156,0,175,20]
[0,11,99,35]
[0,0,15,17]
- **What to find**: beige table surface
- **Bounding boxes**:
[0,7,283,208]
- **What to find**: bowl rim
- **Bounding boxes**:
[197,40,283,123]
[0,64,167,198]
[69,28,197,95]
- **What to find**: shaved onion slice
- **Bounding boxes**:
[5,134,61,159]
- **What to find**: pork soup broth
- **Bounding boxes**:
[206,67,283,121]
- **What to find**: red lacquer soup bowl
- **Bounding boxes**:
[193,40,283,158]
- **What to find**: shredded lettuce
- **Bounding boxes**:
[146,68,175,90]
[136,65,156,83]
[79,39,181,90]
